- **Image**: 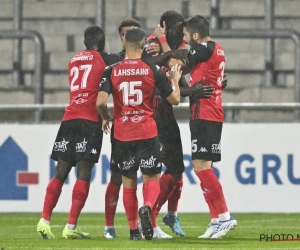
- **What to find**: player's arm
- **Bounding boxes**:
[96,67,113,133]
[154,21,171,53]
[149,63,181,105]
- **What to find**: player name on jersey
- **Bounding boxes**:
[113,68,149,76]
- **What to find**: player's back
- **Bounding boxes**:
[63,50,114,122]
[188,41,225,122]
[110,59,158,142]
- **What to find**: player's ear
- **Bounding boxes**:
[193,33,199,41]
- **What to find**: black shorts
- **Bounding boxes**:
[113,136,162,176]
[51,119,103,166]
[110,124,120,173]
[156,118,185,175]
[189,119,222,162]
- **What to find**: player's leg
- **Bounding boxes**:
[190,120,237,239]
[62,160,94,239]
[122,172,140,240]
[151,119,185,237]
[37,121,75,240]
[104,172,122,238]
[62,119,102,239]
[114,139,141,241]
[104,125,122,238]
[138,137,162,241]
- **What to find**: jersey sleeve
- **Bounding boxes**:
[146,63,173,98]
[99,66,113,95]
[187,41,215,69]
[100,52,122,66]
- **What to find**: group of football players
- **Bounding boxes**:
[36,9,237,241]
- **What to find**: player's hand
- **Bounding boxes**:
[169,64,182,83]
[145,42,160,56]
[154,21,166,38]
[222,73,228,90]
[102,116,113,134]
[191,78,214,98]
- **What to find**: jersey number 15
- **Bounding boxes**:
[118,81,143,106]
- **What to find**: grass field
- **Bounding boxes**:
[0,213,300,249]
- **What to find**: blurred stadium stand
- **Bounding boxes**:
[0,0,300,122]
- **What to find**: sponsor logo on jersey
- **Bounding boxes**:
[130,115,144,123]
[212,144,221,154]
[122,116,128,123]
[54,138,69,152]
[121,110,144,115]
[120,157,135,170]
[76,138,88,152]
[139,155,160,168]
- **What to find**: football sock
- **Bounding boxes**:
[167,174,183,213]
[105,182,120,227]
[143,179,160,210]
[123,187,138,229]
[155,172,178,213]
[42,219,50,225]
[42,178,63,221]
[67,180,90,225]
[196,169,229,218]
[167,211,178,216]
[200,182,218,221]
[219,212,231,221]
[68,224,76,230]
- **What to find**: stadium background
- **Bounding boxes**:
[0,0,300,216]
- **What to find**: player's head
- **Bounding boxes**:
[183,15,209,47]
[84,25,105,51]
[160,10,184,49]
[118,17,141,45]
[124,27,145,53]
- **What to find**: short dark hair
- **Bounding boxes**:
[118,17,141,34]
[160,10,184,50]
[125,27,145,46]
[184,15,210,38]
[84,25,105,51]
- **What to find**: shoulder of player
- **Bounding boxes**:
[140,59,161,74]
[98,51,122,64]
[190,41,216,54]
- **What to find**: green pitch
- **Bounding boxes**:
[0,213,300,249]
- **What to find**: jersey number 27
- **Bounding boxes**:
[70,64,92,92]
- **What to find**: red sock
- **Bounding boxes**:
[123,187,138,229]
[168,174,183,213]
[196,169,228,215]
[67,180,90,225]
[155,172,178,213]
[200,183,218,219]
[105,182,120,227]
[42,178,63,221]
[150,205,158,227]
[143,179,160,210]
